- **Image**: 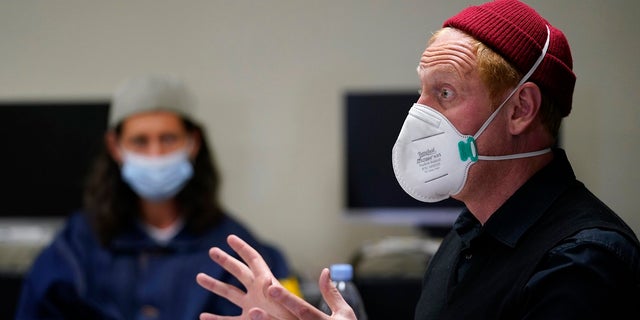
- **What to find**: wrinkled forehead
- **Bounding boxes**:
[418,28,478,78]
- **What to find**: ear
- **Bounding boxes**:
[508,82,542,135]
[105,130,123,164]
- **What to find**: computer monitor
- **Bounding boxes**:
[343,91,465,234]
[0,100,110,219]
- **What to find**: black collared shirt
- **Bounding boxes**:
[415,149,640,319]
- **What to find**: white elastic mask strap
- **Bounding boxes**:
[473,25,551,140]
[477,148,550,161]
[472,25,552,161]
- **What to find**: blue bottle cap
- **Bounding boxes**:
[329,264,353,281]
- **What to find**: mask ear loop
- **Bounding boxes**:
[474,25,550,141]
[471,25,552,161]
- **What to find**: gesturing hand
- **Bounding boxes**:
[196,234,358,320]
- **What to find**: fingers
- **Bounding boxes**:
[199,234,298,320]
[247,308,269,320]
[226,234,280,299]
[196,273,247,307]
[199,313,221,320]
[199,313,215,320]
[207,245,260,291]
[199,313,237,320]
[317,268,344,310]
[317,268,357,319]
[266,285,327,320]
[227,234,273,277]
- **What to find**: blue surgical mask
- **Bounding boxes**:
[120,147,194,201]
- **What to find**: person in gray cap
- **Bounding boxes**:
[15,74,301,320]
[195,1,640,319]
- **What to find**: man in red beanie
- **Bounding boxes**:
[195,0,640,319]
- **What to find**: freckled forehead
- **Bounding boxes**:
[419,29,477,75]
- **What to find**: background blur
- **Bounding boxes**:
[0,0,638,283]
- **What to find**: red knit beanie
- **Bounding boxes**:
[444,0,576,117]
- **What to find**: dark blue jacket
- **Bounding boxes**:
[15,212,292,320]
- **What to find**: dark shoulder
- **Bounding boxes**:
[549,227,640,272]
[56,210,100,244]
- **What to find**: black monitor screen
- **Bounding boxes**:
[0,101,109,218]
[343,91,465,229]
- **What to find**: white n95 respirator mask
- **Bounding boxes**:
[392,104,478,202]
[392,26,552,203]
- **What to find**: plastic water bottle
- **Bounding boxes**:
[318,264,368,320]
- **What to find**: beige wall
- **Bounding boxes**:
[1,0,638,280]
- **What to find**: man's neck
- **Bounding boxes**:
[459,152,553,224]
[139,199,181,229]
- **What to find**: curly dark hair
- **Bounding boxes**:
[83,116,225,246]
